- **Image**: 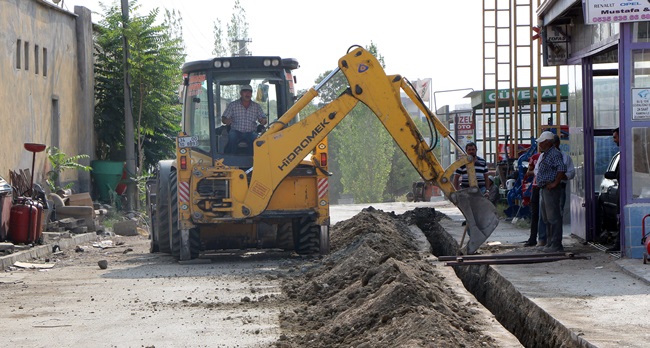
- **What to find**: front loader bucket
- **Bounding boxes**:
[452,189,499,254]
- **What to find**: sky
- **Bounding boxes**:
[57,0,485,109]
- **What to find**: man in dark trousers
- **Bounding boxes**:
[535,131,567,252]
[523,150,542,247]
[221,85,267,154]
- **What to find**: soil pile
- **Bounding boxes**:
[277,207,499,348]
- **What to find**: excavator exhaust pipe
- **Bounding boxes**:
[451,189,499,254]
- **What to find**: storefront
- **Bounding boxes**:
[539,0,650,257]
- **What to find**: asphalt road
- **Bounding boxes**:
[0,200,479,348]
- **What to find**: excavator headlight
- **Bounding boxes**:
[222,60,230,68]
[271,59,280,67]
[213,60,222,68]
[263,59,271,67]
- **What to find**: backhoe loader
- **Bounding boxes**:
[146,45,498,260]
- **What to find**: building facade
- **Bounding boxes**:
[539,0,650,258]
[1,0,94,192]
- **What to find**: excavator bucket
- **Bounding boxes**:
[453,189,499,254]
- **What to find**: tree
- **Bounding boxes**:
[315,43,395,204]
[384,116,432,200]
[212,18,227,57]
[308,43,426,203]
[94,0,185,175]
[213,0,250,57]
[227,0,250,56]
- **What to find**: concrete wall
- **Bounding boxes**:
[0,0,94,193]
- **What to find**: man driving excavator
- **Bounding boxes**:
[221,84,267,154]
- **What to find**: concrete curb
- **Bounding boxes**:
[0,233,98,270]
[615,258,650,286]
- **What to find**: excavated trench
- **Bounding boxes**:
[278,206,596,347]
[410,207,596,348]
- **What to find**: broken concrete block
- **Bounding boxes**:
[56,206,94,222]
[70,226,88,234]
[0,242,15,253]
[112,220,138,236]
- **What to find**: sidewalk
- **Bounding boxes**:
[433,199,650,348]
[0,232,98,270]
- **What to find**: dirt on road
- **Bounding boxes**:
[1,233,291,347]
[0,206,516,347]
[277,207,506,348]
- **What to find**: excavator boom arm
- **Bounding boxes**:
[237,47,498,253]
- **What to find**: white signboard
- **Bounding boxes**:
[584,0,650,25]
[632,88,650,120]
[178,136,199,148]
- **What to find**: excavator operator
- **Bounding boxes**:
[221,84,267,154]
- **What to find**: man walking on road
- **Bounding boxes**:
[535,131,567,252]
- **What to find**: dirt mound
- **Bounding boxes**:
[278,207,498,348]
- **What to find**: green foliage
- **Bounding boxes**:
[336,106,395,203]
[94,0,185,173]
[318,42,395,204]
[135,171,155,209]
[384,117,436,200]
[228,0,249,56]
[45,147,92,192]
[212,18,227,56]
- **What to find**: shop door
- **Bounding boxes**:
[588,67,620,242]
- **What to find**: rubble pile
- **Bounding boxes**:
[277,207,498,348]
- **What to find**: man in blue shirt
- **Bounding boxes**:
[535,131,567,252]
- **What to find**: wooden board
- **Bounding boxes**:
[66,193,93,208]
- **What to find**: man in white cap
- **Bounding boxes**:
[221,84,267,154]
[535,131,567,252]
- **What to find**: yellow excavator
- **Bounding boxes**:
[147,45,498,260]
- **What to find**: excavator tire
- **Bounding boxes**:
[189,228,201,259]
[169,169,181,259]
[154,163,172,254]
[276,222,294,251]
[148,203,159,253]
[293,217,320,255]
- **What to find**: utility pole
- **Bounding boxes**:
[121,0,136,211]
[232,38,251,56]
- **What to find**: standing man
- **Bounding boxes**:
[523,150,542,247]
[535,133,576,246]
[453,142,491,195]
[221,85,267,154]
[554,134,575,216]
[535,131,567,252]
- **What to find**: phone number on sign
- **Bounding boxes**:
[592,14,650,23]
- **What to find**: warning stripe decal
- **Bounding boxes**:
[317,178,328,199]
[179,181,190,202]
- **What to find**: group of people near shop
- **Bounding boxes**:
[452,131,577,253]
[440,127,624,253]
[522,131,575,253]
